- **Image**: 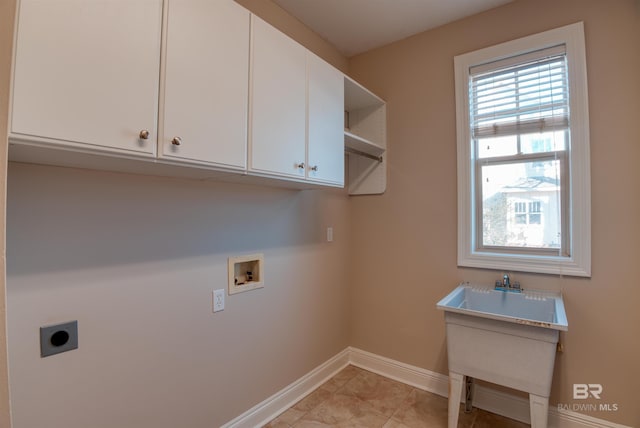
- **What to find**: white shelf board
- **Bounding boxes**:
[344,75,384,111]
[344,130,385,156]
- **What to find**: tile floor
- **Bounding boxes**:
[263,365,529,428]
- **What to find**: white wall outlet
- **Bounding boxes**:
[213,289,225,313]
[326,227,333,242]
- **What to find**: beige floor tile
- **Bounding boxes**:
[263,420,291,428]
[295,397,389,427]
[473,409,530,428]
[330,365,365,387]
[293,387,333,413]
[340,370,413,417]
[335,412,390,427]
[298,392,376,425]
[390,388,475,428]
[292,420,332,428]
[265,407,307,427]
[382,418,411,428]
[320,377,346,393]
[264,366,529,428]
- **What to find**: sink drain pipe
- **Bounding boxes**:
[465,376,474,413]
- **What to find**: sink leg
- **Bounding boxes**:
[529,394,549,428]
[448,371,464,428]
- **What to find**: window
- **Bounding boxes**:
[455,22,591,276]
[528,202,541,225]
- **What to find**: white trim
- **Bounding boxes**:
[220,348,350,428]
[549,408,632,428]
[473,383,532,424]
[455,22,591,277]
[348,346,449,397]
[225,347,632,428]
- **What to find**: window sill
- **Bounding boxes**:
[458,250,591,277]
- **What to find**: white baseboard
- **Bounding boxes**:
[348,346,449,397]
[223,347,631,428]
[547,408,632,428]
[221,348,350,428]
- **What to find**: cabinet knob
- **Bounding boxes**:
[310,165,318,172]
[171,137,182,146]
[296,162,305,170]
[139,130,150,140]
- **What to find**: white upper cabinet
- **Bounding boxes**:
[250,16,344,186]
[307,52,344,186]
[161,0,249,169]
[11,0,163,156]
[10,2,354,189]
[249,16,307,179]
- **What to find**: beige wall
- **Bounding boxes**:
[348,0,640,425]
[3,1,349,427]
[0,0,16,426]
[7,165,350,427]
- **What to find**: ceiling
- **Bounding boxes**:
[272,0,514,57]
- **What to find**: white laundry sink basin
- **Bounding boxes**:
[437,283,569,428]
[437,283,568,330]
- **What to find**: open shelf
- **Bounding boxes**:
[345,76,385,111]
[344,130,384,156]
[344,75,387,195]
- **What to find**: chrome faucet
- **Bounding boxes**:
[502,273,510,287]
[495,273,521,292]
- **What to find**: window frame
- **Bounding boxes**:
[455,22,591,277]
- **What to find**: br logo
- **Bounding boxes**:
[573,384,602,399]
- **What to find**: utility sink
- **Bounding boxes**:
[437,283,569,428]
[437,283,568,331]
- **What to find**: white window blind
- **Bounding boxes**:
[469,45,569,139]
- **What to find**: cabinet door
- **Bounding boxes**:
[250,16,306,179]
[307,53,344,186]
[11,0,162,155]
[161,0,249,169]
